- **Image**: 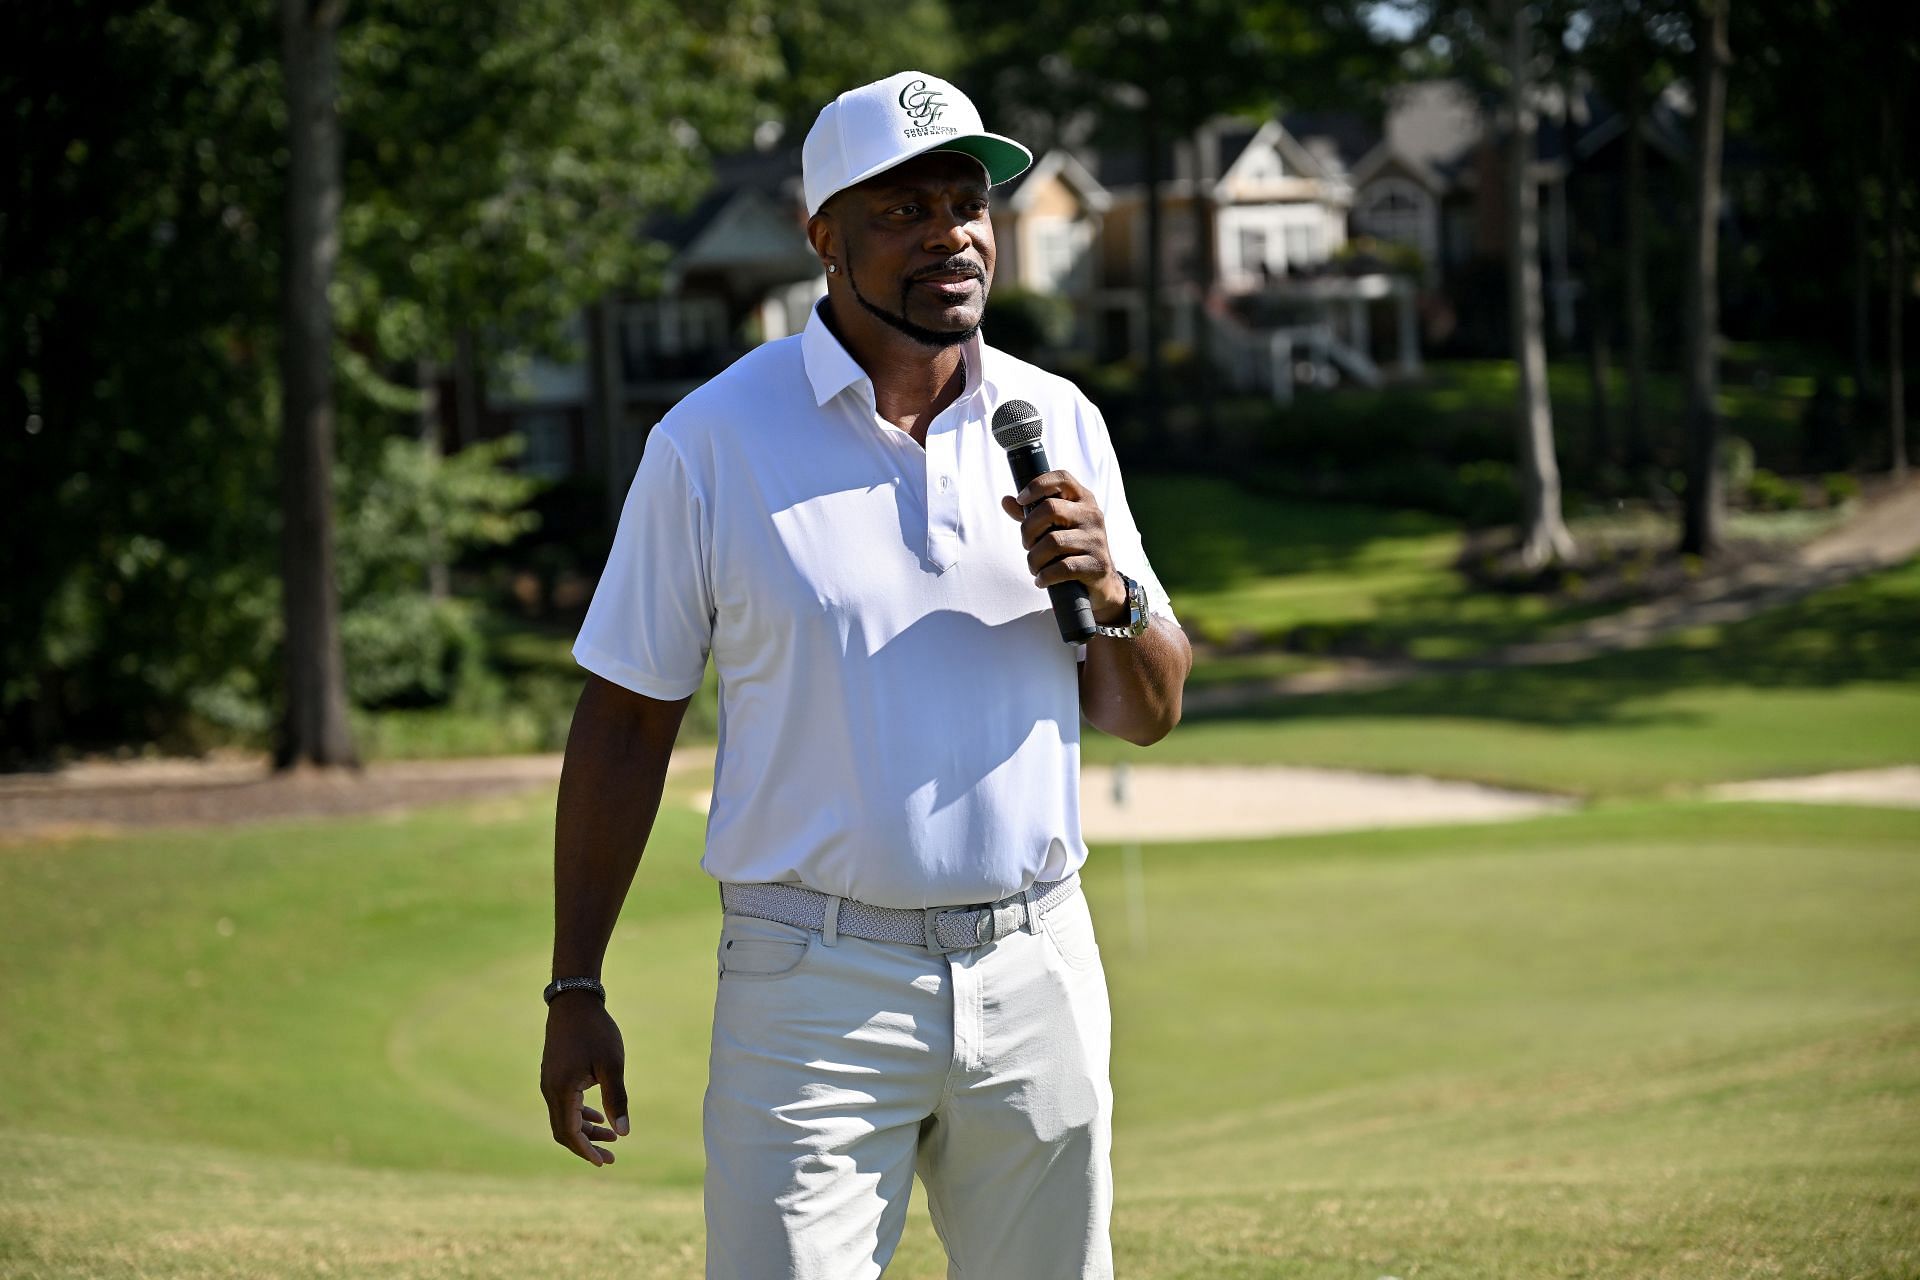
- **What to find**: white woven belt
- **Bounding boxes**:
[718,875,1079,955]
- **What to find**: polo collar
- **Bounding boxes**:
[802,296,988,409]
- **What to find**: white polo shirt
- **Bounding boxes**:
[572,298,1176,909]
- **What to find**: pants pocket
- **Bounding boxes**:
[1041,888,1102,970]
[717,912,814,979]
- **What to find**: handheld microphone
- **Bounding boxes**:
[991,399,1097,644]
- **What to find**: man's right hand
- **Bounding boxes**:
[540,992,630,1167]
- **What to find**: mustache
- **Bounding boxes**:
[910,260,984,282]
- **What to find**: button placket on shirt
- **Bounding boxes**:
[924,405,965,573]
[847,367,972,574]
[850,384,925,535]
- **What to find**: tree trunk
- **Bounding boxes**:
[417,356,449,602]
[586,298,627,528]
[1141,92,1166,448]
[1563,67,1611,474]
[452,326,481,452]
[1887,88,1910,479]
[277,0,357,769]
[1190,141,1217,448]
[1501,0,1575,568]
[1680,0,1729,557]
[1588,314,1613,472]
[1623,81,1653,474]
[1852,143,1874,420]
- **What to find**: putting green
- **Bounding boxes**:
[2,788,1916,1277]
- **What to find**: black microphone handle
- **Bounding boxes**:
[1007,442,1097,643]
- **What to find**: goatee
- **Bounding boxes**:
[845,249,983,349]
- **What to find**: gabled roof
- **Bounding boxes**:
[998,148,1113,215]
[1573,86,1691,165]
[642,145,805,253]
[1350,145,1449,195]
[1342,80,1484,195]
[674,186,817,280]
[1218,117,1343,188]
[1211,122,1264,177]
[1282,110,1381,176]
[1083,114,1355,207]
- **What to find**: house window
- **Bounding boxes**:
[519,410,572,479]
[1284,223,1322,268]
[1031,219,1082,292]
[621,296,729,380]
[1238,227,1269,277]
[1356,182,1427,250]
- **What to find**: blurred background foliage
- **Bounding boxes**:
[333,434,541,712]
[3,0,1917,765]
[1,0,955,764]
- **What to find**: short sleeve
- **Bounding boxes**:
[571,428,714,699]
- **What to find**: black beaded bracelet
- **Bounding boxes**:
[543,976,606,1006]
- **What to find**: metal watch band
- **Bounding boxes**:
[1092,572,1150,639]
[543,976,606,1006]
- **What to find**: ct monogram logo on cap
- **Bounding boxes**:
[898,79,955,137]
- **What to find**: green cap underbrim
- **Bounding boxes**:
[929,134,1034,188]
[826,132,1035,215]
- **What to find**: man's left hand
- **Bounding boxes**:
[1001,470,1127,626]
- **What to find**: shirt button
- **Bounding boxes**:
[937,475,952,492]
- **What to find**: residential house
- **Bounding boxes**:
[1287,79,1693,352]
[457,107,1451,490]
[471,146,822,514]
[986,148,1111,354]
[1085,115,1357,358]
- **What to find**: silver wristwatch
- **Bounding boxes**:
[1093,572,1151,639]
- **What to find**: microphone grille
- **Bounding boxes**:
[991,399,1044,449]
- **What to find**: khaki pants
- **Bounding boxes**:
[702,883,1114,1279]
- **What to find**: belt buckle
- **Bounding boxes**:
[923,904,994,955]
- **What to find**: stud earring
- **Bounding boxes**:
[827,263,838,274]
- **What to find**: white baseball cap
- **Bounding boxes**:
[802,70,1033,219]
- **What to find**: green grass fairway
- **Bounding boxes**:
[1131,476,1623,660]
[1129,474,1850,668]
[1089,556,1920,797]
[3,790,1917,1277]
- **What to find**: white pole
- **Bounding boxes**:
[1112,762,1147,955]
[1398,279,1422,376]
[1270,331,1293,407]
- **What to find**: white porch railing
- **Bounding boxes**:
[1205,272,1420,405]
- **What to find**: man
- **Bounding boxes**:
[540,70,1190,1279]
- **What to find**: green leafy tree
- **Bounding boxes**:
[335,0,781,370]
[1721,0,1917,476]
[298,0,783,767]
[3,1,286,763]
[1,0,793,763]
[760,0,961,136]
[334,434,540,708]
